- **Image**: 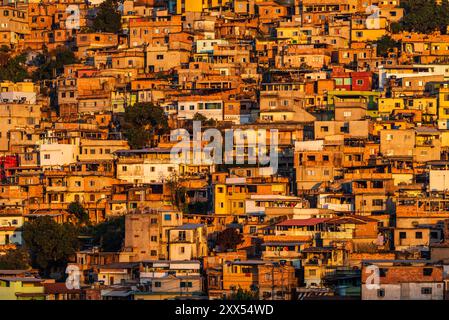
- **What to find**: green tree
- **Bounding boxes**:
[216,228,244,251]
[192,113,216,126]
[165,172,187,211]
[82,216,125,252]
[32,47,78,81]
[396,0,449,34]
[22,217,79,277]
[0,53,29,82]
[67,201,89,225]
[0,248,30,270]
[122,102,169,149]
[228,287,259,300]
[92,0,122,33]
[374,35,400,58]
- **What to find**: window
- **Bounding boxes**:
[372,199,383,207]
[377,289,385,297]
[164,214,171,221]
[421,287,432,295]
[151,236,157,242]
[156,55,164,60]
[423,268,433,276]
[178,231,186,241]
[309,269,316,276]
[399,232,406,239]
[44,154,50,160]
[180,282,192,288]
[415,232,423,239]
[122,166,127,172]
[154,281,161,288]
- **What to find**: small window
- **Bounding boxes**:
[423,268,433,276]
[415,232,423,239]
[421,287,432,295]
[377,289,385,297]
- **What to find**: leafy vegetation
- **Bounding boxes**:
[216,228,244,251]
[0,248,30,270]
[0,53,29,82]
[166,172,187,211]
[228,287,259,300]
[192,113,217,126]
[374,35,401,58]
[81,216,125,252]
[67,201,90,225]
[92,0,122,34]
[122,102,169,149]
[32,47,78,81]
[22,217,79,278]
[394,0,449,34]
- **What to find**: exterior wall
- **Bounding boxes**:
[0,215,23,245]
[168,226,208,260]
[429,170,449,191]
[116,163,178,184]
[177,100,223,120]
[0,280,45,300]
[362,283,444,300]
[79,140,129,162]
[39,144,78,167]
[380,130,414,157]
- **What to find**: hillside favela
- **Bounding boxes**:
[4,0,449,303]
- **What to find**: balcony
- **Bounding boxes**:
[262,250,301,259]
[46,186,67,192]
[320,203,353,212]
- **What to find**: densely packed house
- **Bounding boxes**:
[1,0,449,300]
